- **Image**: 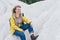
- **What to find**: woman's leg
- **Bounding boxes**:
[14,30,26,40]
[20,24,34,33]
[20,24,39,40]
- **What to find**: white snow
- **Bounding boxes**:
[0,0,60,40]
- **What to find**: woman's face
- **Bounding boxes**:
[15,7,21,14]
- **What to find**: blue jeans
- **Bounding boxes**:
[14,24,34,40]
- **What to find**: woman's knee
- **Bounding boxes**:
[25,24,31,27]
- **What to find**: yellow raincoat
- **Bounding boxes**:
[9,14,31,35]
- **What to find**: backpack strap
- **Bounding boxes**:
[22,13,24,16]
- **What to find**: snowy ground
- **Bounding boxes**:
[0,0,60,40]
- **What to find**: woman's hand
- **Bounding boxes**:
[30,21,32,26]
[21,29,24,32]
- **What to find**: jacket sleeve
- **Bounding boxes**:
[9,17,23,32]
[22,16,31,24]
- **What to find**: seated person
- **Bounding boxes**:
[9,5,38,40]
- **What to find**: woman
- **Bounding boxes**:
[9,5,38,40]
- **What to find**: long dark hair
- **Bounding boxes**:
[12,5,21,13]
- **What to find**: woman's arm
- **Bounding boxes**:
[22,16,31,24]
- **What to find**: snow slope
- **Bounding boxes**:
[0,0,60,40]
